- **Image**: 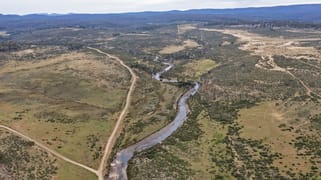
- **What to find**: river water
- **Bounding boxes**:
[108,61,200,180]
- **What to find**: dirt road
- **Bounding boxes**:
[0,125,98,175]
[0,48,136,180]
[87,47,137,180]
[256,56,321,98]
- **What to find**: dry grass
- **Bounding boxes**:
[0,52,79,74]
[184,39,199,47]
[0,50,130,168]
[182,59,218,78]
[122,81,182,146]
[159,39,200,54]
[54,160,97,180]
[178,24,197,34]
[0,129,58,179]
[238,102,312,174]
[159,44,185,54]
[171,110,235,179]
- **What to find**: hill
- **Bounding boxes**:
[0,4,321,32]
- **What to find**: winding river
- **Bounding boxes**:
[108,61,200,180]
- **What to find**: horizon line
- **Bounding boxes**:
[1,3,320,16]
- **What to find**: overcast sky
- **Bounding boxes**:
[1,0,321,15]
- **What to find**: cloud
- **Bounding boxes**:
[1,0,321,15]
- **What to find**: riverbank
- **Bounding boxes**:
[108,60,200,179]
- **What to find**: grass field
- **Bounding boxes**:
[0,128,97,180]
[124,25,321,179]
[127,98,236,179]
[182,59,218,79]
[237,101,321,177]
[159,39,200,54]
[168,110,235,179]
[55,160,96,180]
[0,129,57,179]
[120,72,182,147]
[1,20,321,179]
[0,50,130,168]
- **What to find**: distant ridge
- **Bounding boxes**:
[0,4,320,31]
[1,4,320,21]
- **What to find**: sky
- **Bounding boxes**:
[1,0,321,15]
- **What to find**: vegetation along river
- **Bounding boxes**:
[108,59,200,180]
